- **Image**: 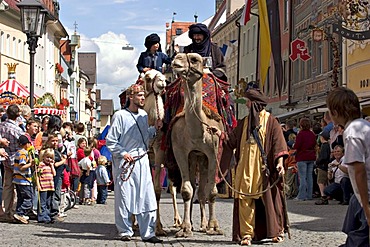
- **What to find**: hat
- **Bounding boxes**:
[19,135,31,145]
[144,33,160,49]
[319,131,330,141]
[188,23,210,39]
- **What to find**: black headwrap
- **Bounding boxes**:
[243,82,268,136]
[144,33,161,51]
[188,23,211,57]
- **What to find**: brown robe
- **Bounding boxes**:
[220,113,289,242]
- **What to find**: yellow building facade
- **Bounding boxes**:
[346,40,370,115]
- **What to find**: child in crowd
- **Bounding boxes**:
[45,133,66,219]
[59,166,71,217]
[13,135,34,224]
[88,137,100,204]
[285,134,298,199]
[326,87,370,246]
[76,138,87,162]
[96,156,111,204]
[62,122,79,195]
[36,148,56,224]
[79,147,93,205]
[315,131,331,205]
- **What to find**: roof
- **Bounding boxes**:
[100,99,114,116]
[78,53,97,85]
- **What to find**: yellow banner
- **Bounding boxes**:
[258,0,271,87]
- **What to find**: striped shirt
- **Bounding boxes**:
[0,119,25,168]
[13,149,32,185]
[38,162,54,191]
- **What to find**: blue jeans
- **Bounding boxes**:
[71,176,79,193]
[38,191,52,223]
[324,177,353,202]
[97,185,108,204]
[51,175,62,216]
[296,161,314,200]
[15,184,33,216]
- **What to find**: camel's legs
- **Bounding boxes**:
[169,182,182,227]
[172,146,193,238]
[153,164,167,236]
[198,163,208,232]
[205,156,223,235]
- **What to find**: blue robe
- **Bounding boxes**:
[106,109,157,215]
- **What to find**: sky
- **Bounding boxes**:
[59,0,216,109]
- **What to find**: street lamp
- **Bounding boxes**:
[17,0,47,112]
[69,108,77,123]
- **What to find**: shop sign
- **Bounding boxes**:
[289,38,311,62]
[333,23,370,40]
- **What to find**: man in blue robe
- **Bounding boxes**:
[106,84,162,243]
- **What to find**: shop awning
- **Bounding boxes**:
[276,102,327,121]
[0,79,38,98]
[33,108,66,115]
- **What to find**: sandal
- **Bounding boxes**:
[240,236,252,246]
[272,235,284,243]
[120,236,131,241]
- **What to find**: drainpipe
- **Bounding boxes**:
[288,0,294,105]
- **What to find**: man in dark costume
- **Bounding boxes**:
[184,23,227,81]
[219,82,289,245]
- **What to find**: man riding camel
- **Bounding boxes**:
[184,23,227,82]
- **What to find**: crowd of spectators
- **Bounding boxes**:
[0,104,111,224]
[281,113,353,205]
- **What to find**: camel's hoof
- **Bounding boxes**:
[173,218,182,228]
[175,229,193,238]
[156,228,168,236]
[206,229,224,235]
[199,226,207,233]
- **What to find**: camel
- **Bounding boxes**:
[170,53,224,237]
[141,69,182,235]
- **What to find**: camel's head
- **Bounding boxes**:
[172,53,203,80]
[144,70,166,94]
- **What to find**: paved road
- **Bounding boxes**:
[0,192,348,247]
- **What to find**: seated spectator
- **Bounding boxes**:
[322,145,353,205]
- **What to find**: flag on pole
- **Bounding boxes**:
[267,0,283,97]
[258,0,271,87]
[240,0,253,26]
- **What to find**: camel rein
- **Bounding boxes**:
[120,152,147,182]
[213,132,282,197]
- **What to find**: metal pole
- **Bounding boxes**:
[236,21,241,120]
[27,34,38,114]
[250,12,260,82]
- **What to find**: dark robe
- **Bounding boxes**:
[220,113,289,242]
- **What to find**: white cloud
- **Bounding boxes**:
[75,31,140,110]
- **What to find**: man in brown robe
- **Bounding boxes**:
[220,82,289,246]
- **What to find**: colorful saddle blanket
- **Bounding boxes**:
[164,73,236,133]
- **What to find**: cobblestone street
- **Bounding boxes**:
[0,191,348,247]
